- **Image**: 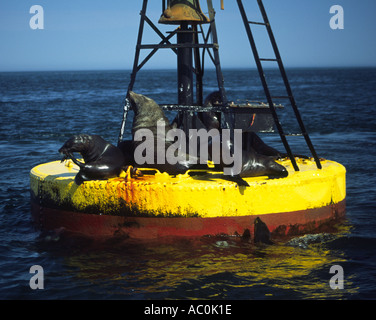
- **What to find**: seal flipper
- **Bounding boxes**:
[74,172,85,185]
[239,149,288,179]
[220,174,250,187]
[71,157,85,169]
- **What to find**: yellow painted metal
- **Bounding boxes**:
[159,0,210,25]
[30,158,346,218]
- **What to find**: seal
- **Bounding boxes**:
[202,91,282,156]
[254,217,273,245]
[59,134,125,185]
[237,148,288,178]
[117,139,135,166]
[208,138,288,180]
[129,91,199,175]
[128,91,287,183]
[202,91,288,179]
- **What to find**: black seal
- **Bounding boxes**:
[59,134,125,185]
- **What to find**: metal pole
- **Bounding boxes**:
[176,23,195,148]
[118,0,148,145]
[177,23,194,105]
[257,0,322,169]
[193,25,203,106]
[236,0,299,171]
[206,0,227,107]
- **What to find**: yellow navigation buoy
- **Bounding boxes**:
[30,157,346,239]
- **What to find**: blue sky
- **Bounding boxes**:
[0,0,375,71]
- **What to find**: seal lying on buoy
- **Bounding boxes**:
[202,91,281,157]
[129,91,200,175]
[237,148,287,178]
[202,91,288,178]
[128,91,248,185]
[206,133,288,179]
[200,92,309,161]
[59,134,125,185]
[128,91,287,182]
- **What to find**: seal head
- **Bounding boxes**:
[254,217,273,245]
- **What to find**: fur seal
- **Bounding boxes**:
[117,139,135,165]
[129,91,198,175]
[205,134,287,181]
[128,91,287,182]
[237,148,287,178]
[59,134,125,185]
[202,91,288,179]
[202,91,281,157]
[254,217,273,245]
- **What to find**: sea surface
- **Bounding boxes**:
[0,68,375,300]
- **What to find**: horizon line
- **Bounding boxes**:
[1,65,376,73]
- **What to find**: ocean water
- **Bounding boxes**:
[0,68,375,300]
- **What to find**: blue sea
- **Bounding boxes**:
[0,68,375,301]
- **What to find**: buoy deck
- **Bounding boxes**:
[30,158,346,239]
